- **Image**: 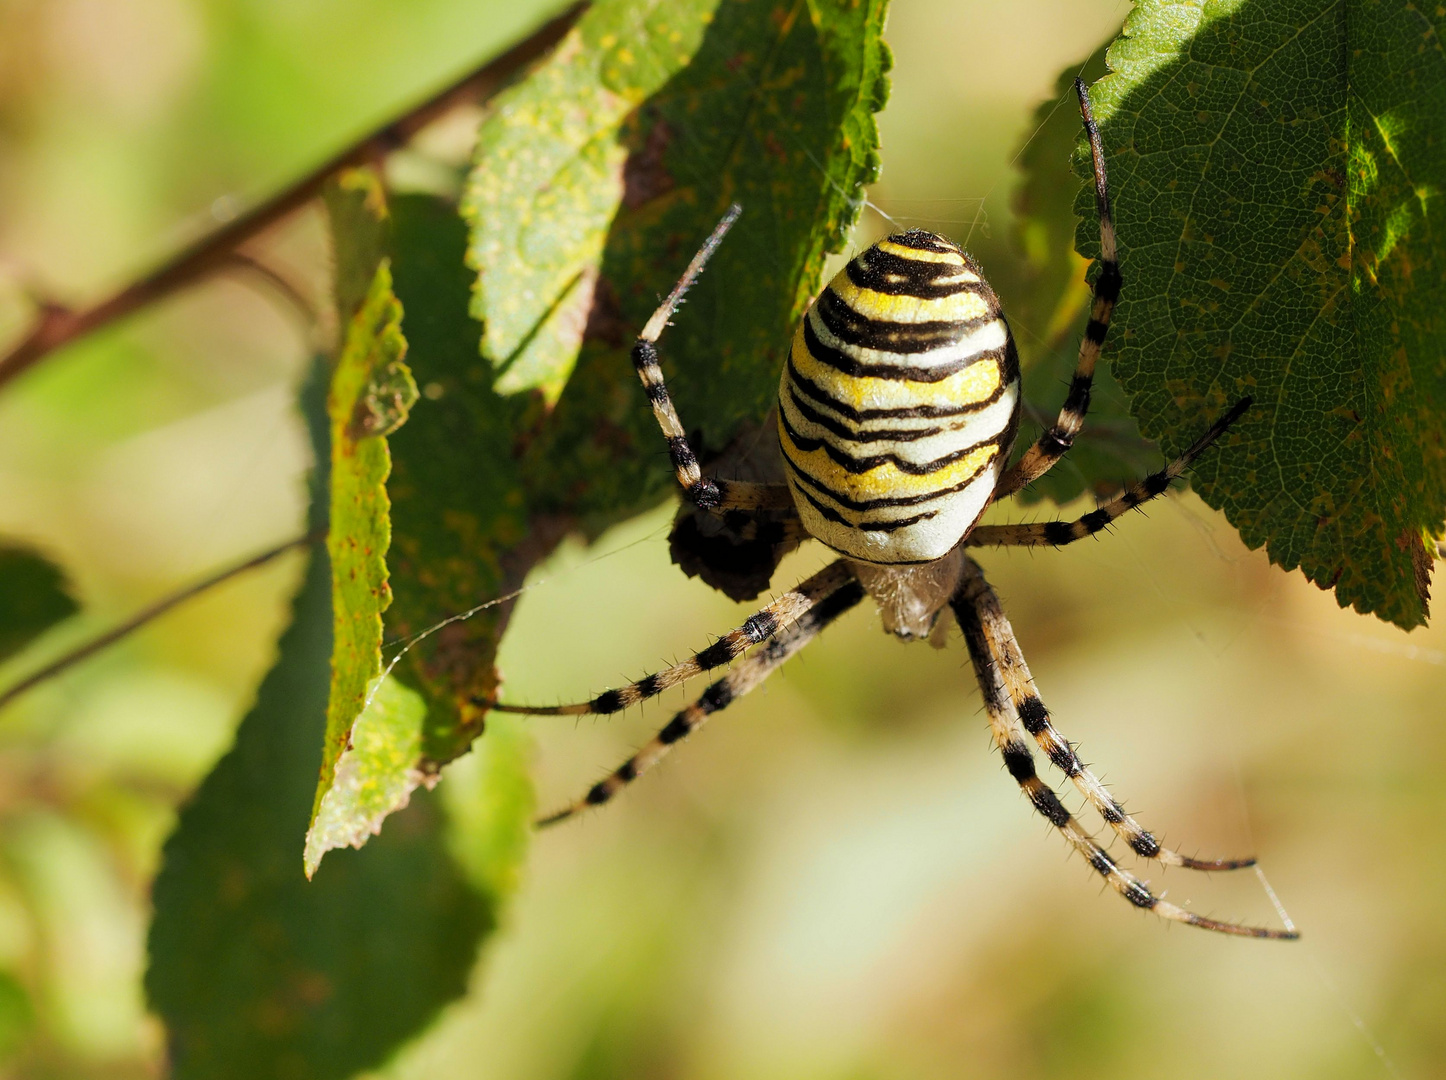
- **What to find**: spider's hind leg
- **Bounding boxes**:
[952,557,1295,939]
[957,556,1249,871]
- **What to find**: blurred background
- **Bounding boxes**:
[0,0,1442,1077]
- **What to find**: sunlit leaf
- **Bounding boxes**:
[1080,0,1446,627]
[304,673,428,877]
[465,0,716,401]
[309,171,420,865]
[474,0,892,521]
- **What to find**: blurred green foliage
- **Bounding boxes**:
[147,365,492,1080]
[0,547,77,665]
[0,1,1444,1079]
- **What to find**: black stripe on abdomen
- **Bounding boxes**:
[814,289,997,354]
[785,388,946,444]
[782,455,993,513]
[788,479,942,536]
[801,317,1006,383]
[779,410,1000,476]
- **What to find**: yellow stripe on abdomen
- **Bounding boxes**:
[788,332,1004,412]
[829,277,992,326]
[780,422,999,505]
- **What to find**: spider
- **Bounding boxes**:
[477,80,1298,940]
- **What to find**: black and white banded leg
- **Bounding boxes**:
[538,578,867,826]
[474,561,855,717]
[634,203,794,515]
[957,557,1252,871]
[994,78,1121,501]
[970,398,1251,549]
[952,560,1296,938]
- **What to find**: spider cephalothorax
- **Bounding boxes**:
[476,81,1295,941]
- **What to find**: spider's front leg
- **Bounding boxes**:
[537,577,867,826]
[952,557,1296,939]
[994,78,1120,502]
[474,559,855,717]
[634,204,794,515]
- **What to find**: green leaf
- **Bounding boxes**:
[383,194,534,769]
[310,186,539,871]
[0,545,78,664]
[314,257,418,849]
[1010,39,1158,507]
[466,0,717,401]
[471,0,892,522]
[303,673,428,877]
[146,362,491,1080]
[307,170,428,872]
[1080,0,1446,627]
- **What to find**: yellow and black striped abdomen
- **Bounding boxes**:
[779,231,1019,564]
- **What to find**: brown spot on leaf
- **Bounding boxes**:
[347,360,418,440]
[1402,528,1434,619]
[582,274,628,348]
[622,116,675,209]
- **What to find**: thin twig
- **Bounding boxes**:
[0,2,586,395]
[0,531,321,712]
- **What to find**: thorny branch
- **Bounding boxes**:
[0,2,586,395]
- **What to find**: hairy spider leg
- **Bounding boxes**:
[969,398,1252,549]
[952,563,1296,939]
[957,558,1252,871]
[538,578,867,826]
[633,202,794,515]
[994,78,1120,501]
[475,561,855,717]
